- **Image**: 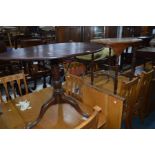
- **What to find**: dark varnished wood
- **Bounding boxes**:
[0,42,104,128]
[0,42,104,61]
[0,41,7,53]
[136,47,155,66]
[137,47,155,56]
[20,39,43,48]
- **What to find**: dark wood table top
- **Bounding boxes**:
[0,42,104,61]
[136,47,155,58]
[137,47,155,53]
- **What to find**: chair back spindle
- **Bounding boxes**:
[119,77,139,128]
[64,74,84,101]
[0,73,28,102]
[135,69,154,120]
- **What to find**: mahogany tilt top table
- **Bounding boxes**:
[0,42,104,60]
[0,42,104,128]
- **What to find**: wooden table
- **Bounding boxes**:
[136,47,155,57]
[136,47,155,67]
[0,42,104,128]
[0,87,92,129]
[91,38,142,94]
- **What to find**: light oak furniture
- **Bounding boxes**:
[75,105,101,129]
[64,73,125,128]
[64,73,84,102]
[135,70,154,122]
[0,73,28,103]
[82,83,124,128]
[86,75,139,128]
[0,87,95,129]
[119,77,139,128]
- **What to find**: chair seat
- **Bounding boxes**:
[75,48,114,61]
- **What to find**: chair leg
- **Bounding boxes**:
[32,79,37,90]
[43,75,47,88]
[49,76,52,85]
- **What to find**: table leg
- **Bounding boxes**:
[26,97,56,129]
[114,56,119,94]
[131,47,136,80]
[43,61,47,88]
[61,94,89,117]
[91,53,94,85]
[26,60,89,129]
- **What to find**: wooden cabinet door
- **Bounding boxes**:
[55,26,82,42]
[105,26,118,38]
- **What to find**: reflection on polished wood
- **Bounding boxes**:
[0,87,93,129]
[0,43,104,61]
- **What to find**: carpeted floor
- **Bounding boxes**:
[121,112,155,129]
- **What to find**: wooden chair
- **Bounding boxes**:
[0,73,28,103]
[63,61,86,76]
[64,73,125,128]
[118,77,139,128]
[75,48,114,75]
[135,69,154,122]
[64,73,84,102]
[82,84,124,129]
[75,105,101,129]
